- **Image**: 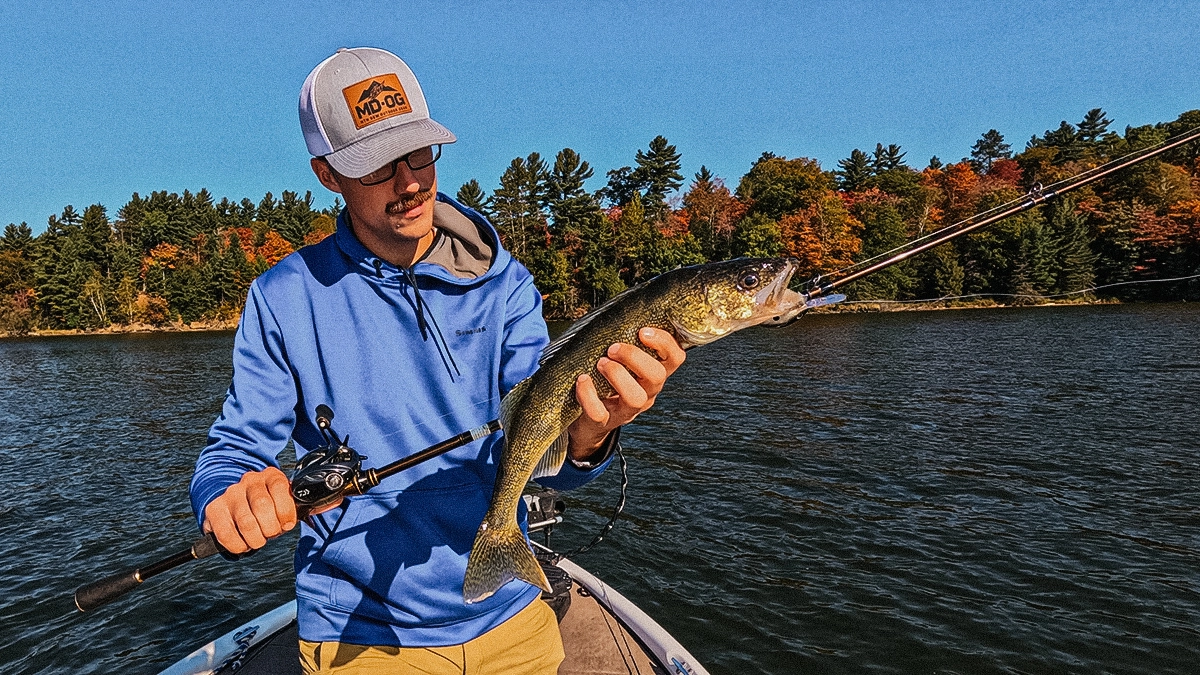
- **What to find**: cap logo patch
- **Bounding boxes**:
[342,74,412,129]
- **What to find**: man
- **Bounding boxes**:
[189,47,685,673]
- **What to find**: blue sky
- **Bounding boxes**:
[1,1,1197,231]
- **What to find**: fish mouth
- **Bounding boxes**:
[755,259,803,311]
[757,259,808,326]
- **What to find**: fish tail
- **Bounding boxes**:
[463,519,550,604]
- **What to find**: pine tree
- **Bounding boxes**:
[1048,198,1097,294]
[115,194,146,248]
[970,130,1012,172]
[926,245,964,299]
[273,191,316,247]
[80,204,113,270]
[846,196,911,300]
[490,153,551,262]
[138,211,168,253]
[1008,216,1056,300]
[456,179,490,216]
[1,223,33,253]
[1076,108,1113,144]
[35,208,99,328]
[546,148,611,313]
[548,148,594,201]
[871,144,907,172]
[60,205,81,228]
[257,192,278,231]
[599,166,642,207]
[1032,121,1084,164]
[321,197,343,219]
[631,135,684,209]
[167,262,207,322]
[837,149,873,190]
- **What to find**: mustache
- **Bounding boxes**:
[386,188,435,215]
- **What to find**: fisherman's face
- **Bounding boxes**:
[311,152,438,248]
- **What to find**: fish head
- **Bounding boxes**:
[669,258,805,346]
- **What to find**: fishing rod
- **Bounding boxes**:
[797,124,1200,302]
[74,406,501,612]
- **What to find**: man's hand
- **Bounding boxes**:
[567,327,686,462]
[203,467,298,554]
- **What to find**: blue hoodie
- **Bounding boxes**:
[190,194,612,646]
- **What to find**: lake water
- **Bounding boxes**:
[1,304,1198,674]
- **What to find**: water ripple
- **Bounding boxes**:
[2,306,1199,673]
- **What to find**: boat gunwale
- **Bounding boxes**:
[155,557,708,675]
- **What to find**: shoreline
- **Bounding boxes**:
[820,296,1123,313]
[0,297,1167,339]
[4,319,239,340]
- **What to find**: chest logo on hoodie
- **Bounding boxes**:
[455,326,487,337]
[342,74,412,129]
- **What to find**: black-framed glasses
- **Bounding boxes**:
[358,145,442,186]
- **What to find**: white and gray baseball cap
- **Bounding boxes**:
[299,47,456,179]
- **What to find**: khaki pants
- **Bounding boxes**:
[299,599,565,674]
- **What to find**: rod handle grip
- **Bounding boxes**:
[191,531,252,562]
[192,532,224,560]
[74,570,142,612]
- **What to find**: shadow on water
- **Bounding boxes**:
[2,305,1199,674]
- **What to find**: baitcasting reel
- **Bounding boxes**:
[291,404,368,517]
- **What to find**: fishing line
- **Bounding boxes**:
[825,197,1026,281]
[552,446,629,562]
[839,272,1200,305]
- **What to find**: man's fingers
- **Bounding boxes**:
[203,467,299,554]
[596,357,649,411]
[263,467,298,531]
[204,500,249,554]
[230,494,269,550]
[638,327,686,375]
[605,342,667,396]
[575,373,610,427]
[246,481,282,539]
[566,329,684,456]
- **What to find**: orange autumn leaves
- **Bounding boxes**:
[777,194,861,274]
[735,155,862,277]
[139,225,307,284]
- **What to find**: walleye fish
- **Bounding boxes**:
[463,258,806,603]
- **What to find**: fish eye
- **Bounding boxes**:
[740,272,761,289]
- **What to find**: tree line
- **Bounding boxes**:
[2,108,1198,335]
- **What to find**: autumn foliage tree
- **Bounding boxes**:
[5,107,1199,335]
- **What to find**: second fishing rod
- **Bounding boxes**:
[74,405,501,612]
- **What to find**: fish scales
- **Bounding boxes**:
[463,258,804,603]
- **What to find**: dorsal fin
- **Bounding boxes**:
[499,376,532,433]
[539,283,642,365]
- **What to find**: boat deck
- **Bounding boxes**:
[229,585,663,675]
[558,585,662,674]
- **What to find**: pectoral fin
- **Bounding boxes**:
[530,431,569,480]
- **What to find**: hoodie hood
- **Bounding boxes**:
[333,193,510,284]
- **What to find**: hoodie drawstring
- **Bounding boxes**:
[375,259,461,381]
[403,266,462,381]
